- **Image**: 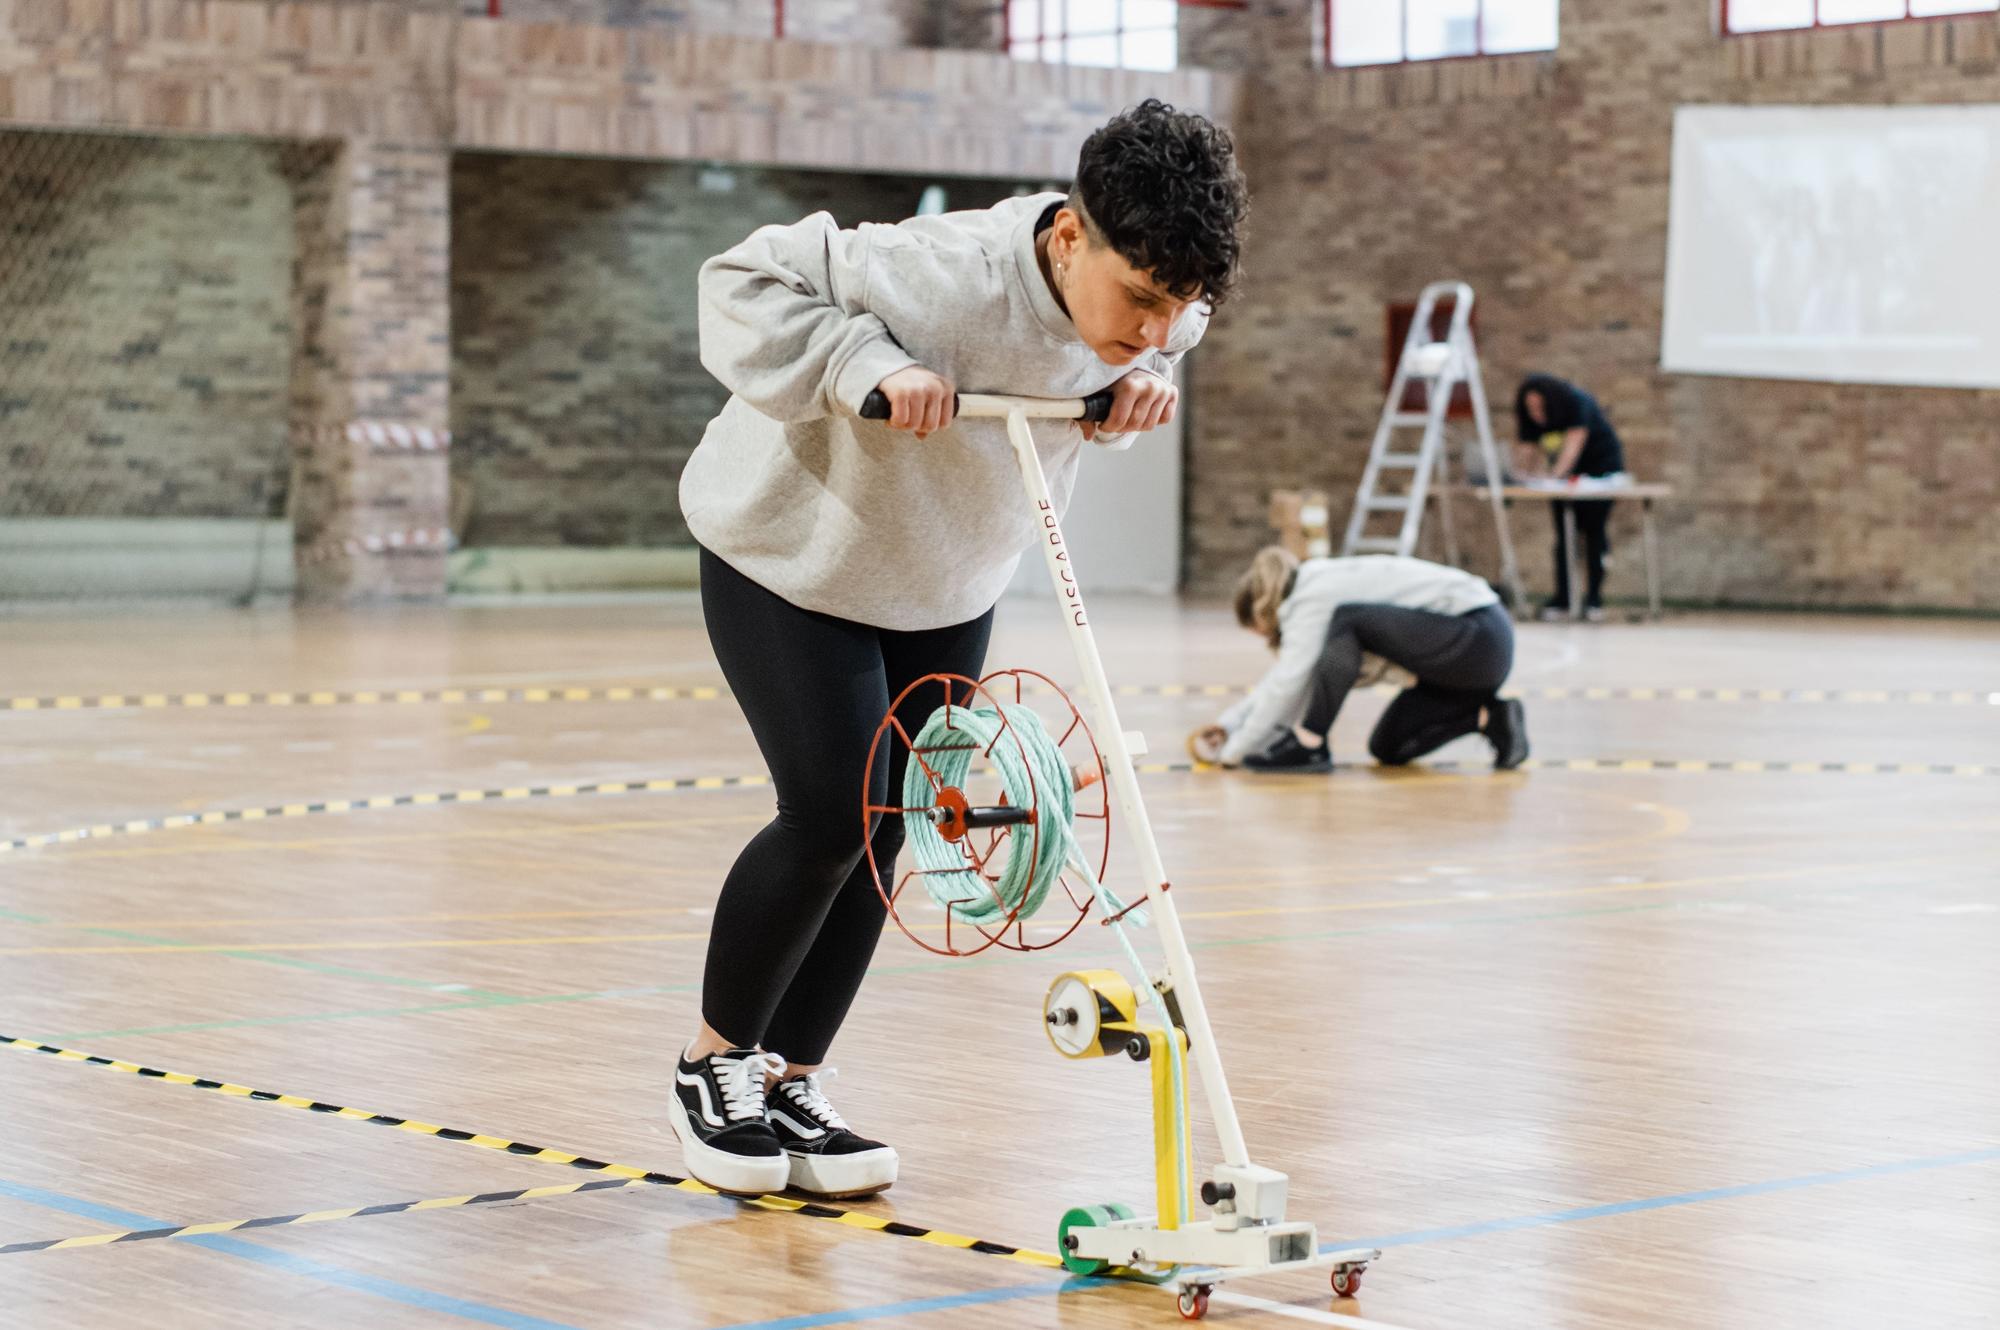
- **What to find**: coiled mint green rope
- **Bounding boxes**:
[900,701,1188,1228]
[902,702,1078,926]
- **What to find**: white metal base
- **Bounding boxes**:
[1069,1217,1377,1288]
[1170,1245,1381,1299]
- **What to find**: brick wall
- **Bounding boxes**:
[1186,0,2000,611]
[450,155,1024,548]
[284,138,452,599]
[0,0,1227,599]
[0,128,293,519]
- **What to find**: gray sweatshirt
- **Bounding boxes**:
[1217,556,1501,764]
[678,193,1204,630]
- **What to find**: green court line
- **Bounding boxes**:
[20,920,515,1002]
[41,900,1682,1043]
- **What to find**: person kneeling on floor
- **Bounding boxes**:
[1192,548,1528,773]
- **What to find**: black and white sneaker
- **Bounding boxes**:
[1241,732,1333,774]
[668,1047,791,1196]
[1484,697,1530,771]
[766,1071,899,1199]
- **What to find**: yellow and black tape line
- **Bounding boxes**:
[0,1177,654,1255]
[0,773,770,856]
[0,1035,1064,1270]
[4,681,1990,714]
[1518,685,1994,705]
[1518,757,1996,777]
[1138,756,1995,778]
[0,684,726,713]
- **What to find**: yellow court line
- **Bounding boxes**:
[10,847,1978,960]
[0,929,712,958]
[29,813,774,868]
[49,903,728,933]
[1173,848,1986,926]
[1170,783,1696,895]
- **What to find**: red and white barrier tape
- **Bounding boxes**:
[300,528,455,565]
[293,421,452,451]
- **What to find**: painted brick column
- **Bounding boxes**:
[283,139,452,602]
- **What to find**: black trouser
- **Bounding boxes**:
[697,548,993,1065]
[1550,500,1613,609]
[1299,602,1514,766]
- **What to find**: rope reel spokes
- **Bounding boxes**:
[862,669,1110,957]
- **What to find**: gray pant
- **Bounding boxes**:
[1300,602,1514,765]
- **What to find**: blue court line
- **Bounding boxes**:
[1327,1143,2000,1251]
[713,1142,2000,1330]
[0,1176,582,1330]
[717,1278,1115,1330]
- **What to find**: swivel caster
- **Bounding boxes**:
[1331,1262,1366,1297]
[1177,1285,1212,1320]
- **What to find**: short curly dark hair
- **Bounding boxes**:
[1072,99,1249,307]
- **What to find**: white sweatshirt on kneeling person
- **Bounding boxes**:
[678,193,1205,632]
[1216,557,1500,766]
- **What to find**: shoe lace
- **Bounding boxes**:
[714,1051,786,1123]
[780,1070,848,1131]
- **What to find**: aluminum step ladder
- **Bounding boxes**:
[1340,281,1525,608]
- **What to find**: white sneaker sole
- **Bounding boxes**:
[666,1091,790,1196]
[787,1145,899,1199]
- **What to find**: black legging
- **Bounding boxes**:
[698,547,993,1065]
[1551,499,1613,609]
[1299,602,1514,765]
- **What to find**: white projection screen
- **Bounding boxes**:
[1661,104,2000,390]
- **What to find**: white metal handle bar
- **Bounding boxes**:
[857,389,1114,423]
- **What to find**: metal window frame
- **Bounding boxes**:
[1325,0,1558,69]
[1719,0,1998,34]
[1002,0,1244,67]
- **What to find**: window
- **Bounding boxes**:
[1006,0,1182,71]
[1723,0,1998,33]
[1327,0,1560,67]
[1385,300,1476,418]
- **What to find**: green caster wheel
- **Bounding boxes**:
[1057,1202,1134,1276]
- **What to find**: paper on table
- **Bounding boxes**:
[1521,472,1632,494]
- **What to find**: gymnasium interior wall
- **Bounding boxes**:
[1180,0,2000,611]
[1,0,1994,609]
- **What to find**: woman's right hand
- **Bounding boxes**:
[1188,725,1229,765]
[874,367,957,440]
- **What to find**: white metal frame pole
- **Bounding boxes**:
[984,398,1253,1171]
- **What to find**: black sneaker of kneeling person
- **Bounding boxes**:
[767,1071,899,1199]
[1484,697,1530,771]
[1241,731,1333,774]
[668,1046,791,1196]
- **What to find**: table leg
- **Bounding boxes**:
[1564,504,1581,620]
[1643,498,1661,621]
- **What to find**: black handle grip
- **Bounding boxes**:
[858,389,943,420]
[962,805,1034,830]
[857,389,1116,424]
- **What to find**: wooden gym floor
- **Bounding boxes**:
[1,596,1996,1330]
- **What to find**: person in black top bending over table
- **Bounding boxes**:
[1514,373,1627,622]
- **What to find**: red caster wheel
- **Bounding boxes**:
[1176,1287,1211,1320]
[1331,1264,1365,1297]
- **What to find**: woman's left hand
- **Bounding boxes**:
[1082,369,1178,441]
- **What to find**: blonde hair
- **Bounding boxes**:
[1233,546,1299,649]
